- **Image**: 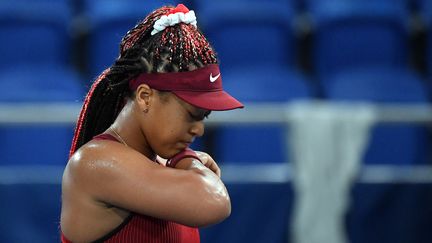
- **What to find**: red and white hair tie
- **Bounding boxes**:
[151,4,197,35]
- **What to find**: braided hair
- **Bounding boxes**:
[69,5,218,157]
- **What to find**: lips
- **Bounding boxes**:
[183,141,192,147]
[185,137,195,144]
[180,138,194,147]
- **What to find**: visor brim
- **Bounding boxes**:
[173,90,244,111]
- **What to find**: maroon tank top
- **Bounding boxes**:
[61,133,200,243]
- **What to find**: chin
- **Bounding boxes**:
[156,152,171,160]
[157,149,181,159]
[156,143,188,159]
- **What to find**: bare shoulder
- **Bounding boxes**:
[69,139,154,169]
[67,140,157,179]
[63,139,160,198]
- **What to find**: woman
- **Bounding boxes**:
[60,4,243,243]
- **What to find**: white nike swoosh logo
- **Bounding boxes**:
[210,73,220,82]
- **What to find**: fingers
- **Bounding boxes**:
[209,160,221,177]
[196,151,209,165]
[196,151,221,177]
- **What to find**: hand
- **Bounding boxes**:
[195,151,221,178]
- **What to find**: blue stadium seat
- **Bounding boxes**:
[323,67,432,243]
[0,65,83,165]
[0,183,62,242]
[324,67,430,165]
[308,0,410,79]
[214,67,313,164]
[0,0,72,68]
[83,0,179,77]
[200,182,294,243]
[196,0,298,72]
[347,183,432,243]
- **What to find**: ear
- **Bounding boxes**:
[135,84,153,112]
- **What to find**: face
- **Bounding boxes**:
[142,90,211,159]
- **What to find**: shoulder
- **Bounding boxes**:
[68,140,122,177]
[64,139,158,193]
[70,139,126,163]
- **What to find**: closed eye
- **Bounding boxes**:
[189,110,211,121]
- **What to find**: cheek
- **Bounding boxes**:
[162,117,188,141]
[154,109,188,144]
[151,115,191,158]
[158,124,176,142]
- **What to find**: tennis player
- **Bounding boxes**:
[60,4,243,243]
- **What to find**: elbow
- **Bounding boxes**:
[189,195,231,228]
[187,176,232,227]
[203,194,231,226]
[218,197,231,223]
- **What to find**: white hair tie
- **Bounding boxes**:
[151,4,197,35]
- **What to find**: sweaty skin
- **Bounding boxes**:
[61,85,230,243]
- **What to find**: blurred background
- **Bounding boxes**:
[1,0,432,242]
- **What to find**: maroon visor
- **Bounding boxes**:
[129,64,244,111]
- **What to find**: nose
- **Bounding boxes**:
[189,120,204,137]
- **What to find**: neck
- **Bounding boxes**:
[110,101,156,161]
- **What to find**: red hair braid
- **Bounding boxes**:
[69,68,110,157]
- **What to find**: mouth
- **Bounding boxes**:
[182,142,192,147]
[184,137,195,144]
[180,139,194,148]
[177,137,195,150]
